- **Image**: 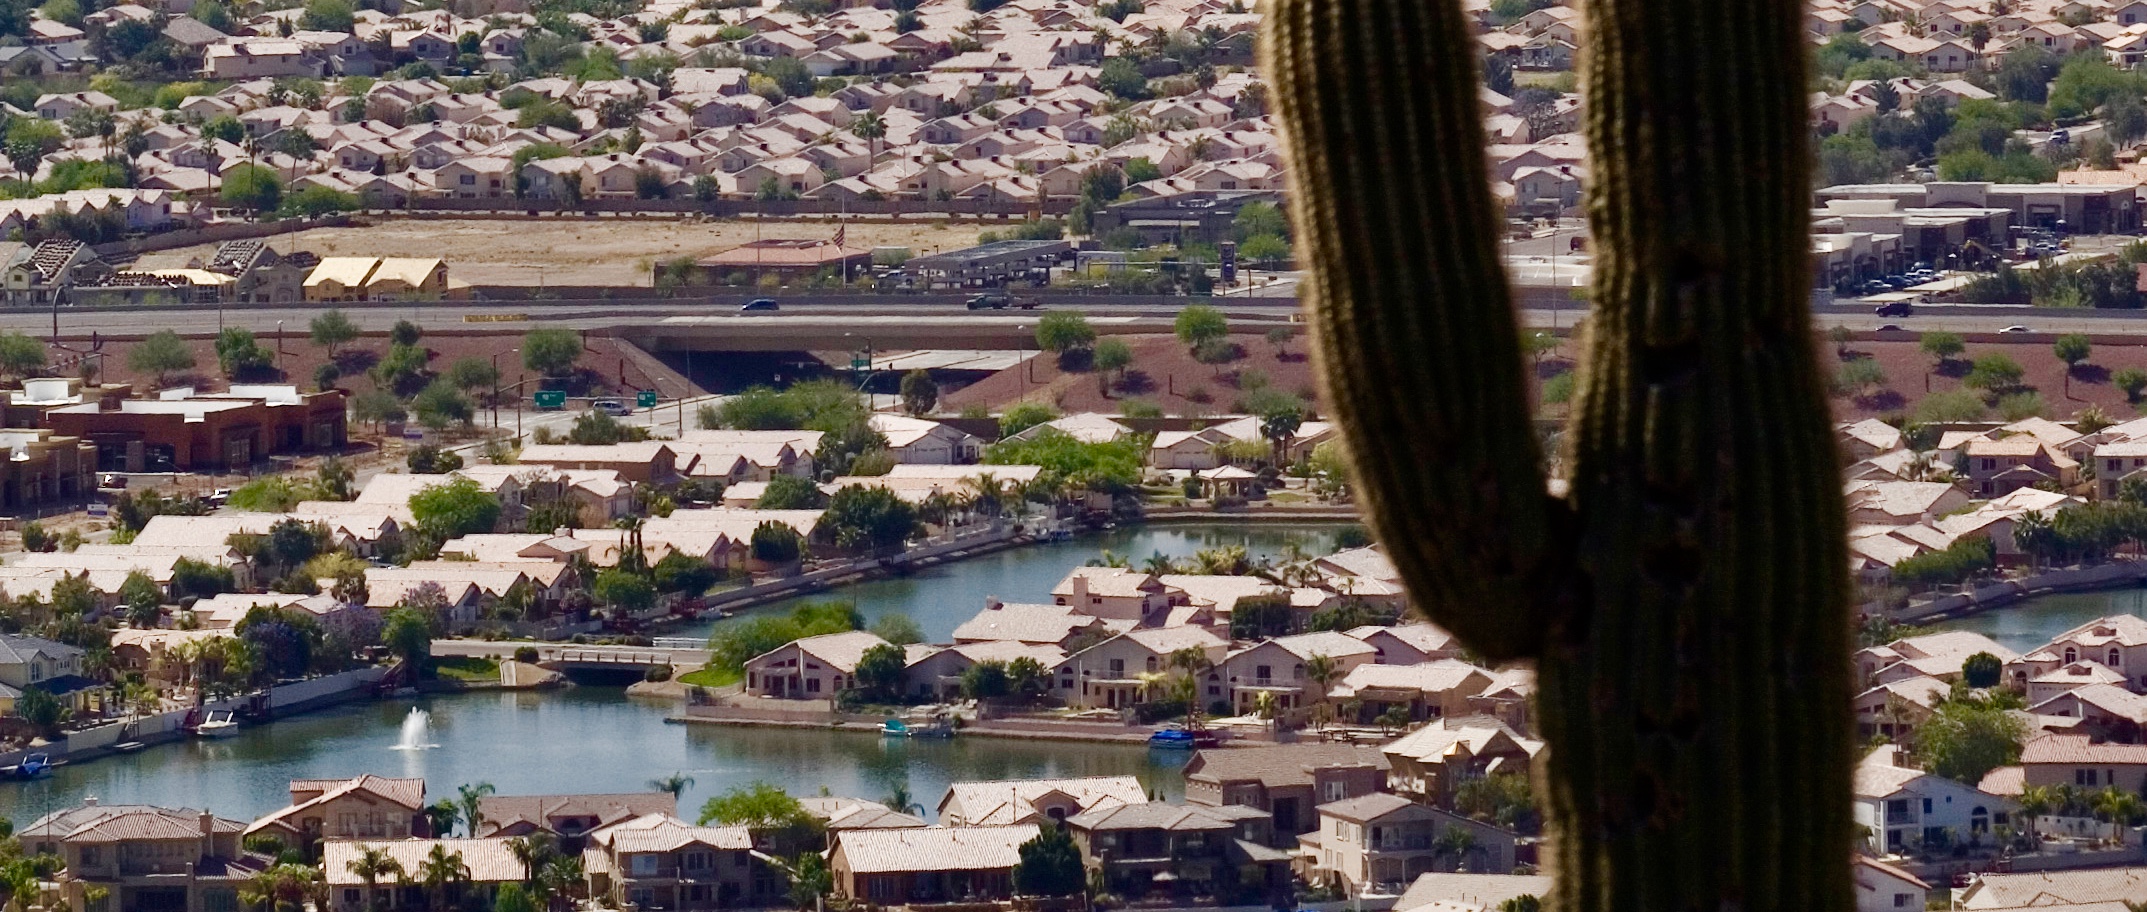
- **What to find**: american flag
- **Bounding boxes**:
[831,225,846,247]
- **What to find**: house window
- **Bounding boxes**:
[460,175,474,185]
[1109,659,1125,676]
[1922,798,1932,814]
[80,847,99,866]
[1146,657,1158,672]
[630,854,658,876]
[344,891,360,906]
[1256,665,1271,681]
[2078,768,2097,785]
[1895,895,1912,908]
[2066,648,2078,662]
[806,678,821,693]
[2112,649,2123,668]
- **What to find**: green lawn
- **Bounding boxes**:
[677,665,740,688]
[434,656,501,683]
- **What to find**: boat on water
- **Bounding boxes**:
[881,714,957,739]
[6,753,52,780]
[193,709,241,738]
[1148,727,1220,749]
[113,741,146,753]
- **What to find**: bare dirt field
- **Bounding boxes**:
[154,217,991,287]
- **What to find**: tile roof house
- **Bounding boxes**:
[1956,867,2147,909]
[1302,793,1518,893]
[1391,873,1555,912]
[1182,744,1390,840]
[1854,747,2014,856]
[742,630,891,700]
[1066,802,1289,903]
[938,776,1147,827]
[581,813,777,912]
[22,801,258,912]
[828,824,1039,905]
[950,600,1116,647]
[1051,626,1229,710]
[1327,660,1498,725]
[476,792,676,848]
[245,775,428,843]
[1382,716,1543,805]
[323,838,523,912]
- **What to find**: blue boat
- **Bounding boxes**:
[1149,727,1220,749]
[9,754,51,780]
[881,719,909,737]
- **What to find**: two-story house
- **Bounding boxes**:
[1217,632,1378,717]
[1327,660,1497,724]
[1066,803,1289,902]
[476,792,676,851]
[2008,615,2147,693]
[1855,747,2013,855]
[1050,567,1179,622]
[582,814,779,911]
[828,825,1036,905]
[1962,436,2078,498]
[0,633,100,716]
[1051,627,1229,710]
[1301,794,1517,894]
[322,839,523,912]
[244,776,428,847]
[1181,744,1390,841]
[23,801,255,912]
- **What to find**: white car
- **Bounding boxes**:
[1999,325,2032,334]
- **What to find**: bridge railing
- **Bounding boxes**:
[652,637,708,650]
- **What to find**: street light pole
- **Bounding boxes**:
[491,348,518,432]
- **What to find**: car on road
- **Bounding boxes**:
[593,398,633,417]
[2000,325,2032,334]
[739,298,779,313]
[967,293,1012,310]
[208,488,232,507]
[1873,301,1913,317]
[97,473,126,490]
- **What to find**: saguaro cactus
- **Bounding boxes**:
[1265,1,1852,910]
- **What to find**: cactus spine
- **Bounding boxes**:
[1265,1,1852,909]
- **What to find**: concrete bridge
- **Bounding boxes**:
[432,639,710,672]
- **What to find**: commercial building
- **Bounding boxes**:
[903,239,1072,288]
[44,386,346,473]
[692,238,873,283]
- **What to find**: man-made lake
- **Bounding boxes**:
[1932,585,2147,653]
[2,523,1347,826]
[680,522,1355,642]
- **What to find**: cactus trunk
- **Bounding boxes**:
[1265,0,1853,909]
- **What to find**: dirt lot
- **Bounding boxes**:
[154,217,990,287]
[942,332,1326,417]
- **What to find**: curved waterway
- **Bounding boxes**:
[1932,585,2147,654]
[3,523,1349,825]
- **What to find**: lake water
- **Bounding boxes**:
[1930,584,2147,653]
[0,523,1350,828]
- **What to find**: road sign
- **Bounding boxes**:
[851,357,870,371]
[534,390,567,409]
[637,390,658,408]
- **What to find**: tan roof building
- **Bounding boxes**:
[828,824,1039,904]
[938,776,1147,827]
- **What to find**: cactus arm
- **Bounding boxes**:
[1265,0,1572,663]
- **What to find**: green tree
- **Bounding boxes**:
[447,357,500,392]
[220,164,284,216]
[413,380,474,429]
[128,331,196,385]
[1920,331,1965,366]
[1962,651,2002,688]
[119,569,162,627]
[3,118,64,176]
[960,659,1011,699]
[492,883,538,912]
[998,402,1058,438]
[755,474,827,510]
[1035,311,1097,354]
[300,0,353,29]
[819,485,919,555]
[1099,56,1147,99]
[1915,694,2027,783]
[899,369,938,416]
[1174,304,1229,354]
[1965,353,2026,393]
[1094,337,1133,378]
[2118,367,2147,402]
[1011,826,1085,897]
[0,332,45,378]
[652,552,718,595]
[868,613,923,645]
[215,328,273,378]
[852,642,906,700]
[750,521,804,564]
[521,328,581,377]
[381,607,433,673]
[13,686,61,734]
[309,309,358,356]
[593,567,656,613]
[391,320,423,347]
[410,477,502,539]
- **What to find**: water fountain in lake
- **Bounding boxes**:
[393,708,437,750]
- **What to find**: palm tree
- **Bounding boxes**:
[243,864,324,912]
[456,782,496,837]
[962,473,1006,518]
[423,800,459,840]
[2095,787,2143,840]
[882,784,925,816]
[505,833,556,886]
[2018,784,2057,846]
[648,773,694,801]
[853,110,886,163]
[1435,826,1480,873]
[537,856,584,912]
[346,848,403,912]
[1304,653,1341,729]
[1140,551,1182,575]
[418,844,471,912]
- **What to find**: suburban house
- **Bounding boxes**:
[742,630,891,699]
[1181,744,1391,840]
[2019,732,2147,793]
[1954,867,2147,908]
[1854,631,2017,689]
[937,776,1148,827]
[1326,660,1497,724]
[1051,567,1180,622]
[1854,747,2013,855]
[1051,626,1230,710]
[582,813,780,911]
[2007,615,2147,693]
[828,825,1039,905]
[517,443,683,486]
[322,839,523,912]
[950,600,1118,648]
[866,414,980,464]
[475,792,676,850]
[0,633,101,715]
[1217,632,1379,717]
[1301,794,1518,892]
[244,775,428,845]
[1065,802,1291,902]
[1344,625,1461,666]
[1854,856,1932,912]
[1382,717,1544,806]
[22,801,255,912]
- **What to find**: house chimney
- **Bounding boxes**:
[1071,574,1089,605]
[986,596,1003,611]
[82,796,96,806]
[199,810,214,840]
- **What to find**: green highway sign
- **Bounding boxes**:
[534,390,567,409]
[851,357,870,371]
[637,390,658,408]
